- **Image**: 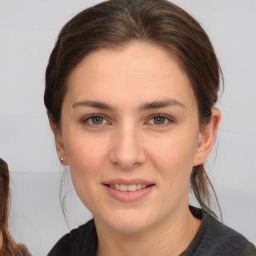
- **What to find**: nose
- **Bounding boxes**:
[109,125,146,170]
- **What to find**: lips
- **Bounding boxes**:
[103,179,155,202]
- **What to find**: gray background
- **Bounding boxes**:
[0,0,255,255]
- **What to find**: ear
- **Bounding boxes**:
[48,112,68,166]
[193,107,221,166]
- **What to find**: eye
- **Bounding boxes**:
[148,114,174,126]
[90,116,104,125]
[153,116,167,124]
[82,115,107,126]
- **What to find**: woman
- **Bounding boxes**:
[0,159,31,256]
[45,0,256,255]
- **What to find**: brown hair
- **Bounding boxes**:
[0,159,31,256]
[44,0,222,217]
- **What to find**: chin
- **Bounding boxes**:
[111,220,150,234]
[101,209,156,234]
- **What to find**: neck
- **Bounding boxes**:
[95,205,201,256]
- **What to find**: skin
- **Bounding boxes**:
[50,42,220,256]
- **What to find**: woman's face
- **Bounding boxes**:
[54,42,217,233]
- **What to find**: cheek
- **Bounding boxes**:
[63,131,109,186]
[63,133,110,211]
[148,133,198,208]
[65,129,106,165]
[148,130,198,179]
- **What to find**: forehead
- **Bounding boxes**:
[64,42,196,110]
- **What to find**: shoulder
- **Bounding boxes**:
[204,215,256,255]
[47,219,97,256]
[184,207,256,256]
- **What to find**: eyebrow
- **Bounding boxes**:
[138,99,185,111]
[72,99,185,111]
[72,100,114,110]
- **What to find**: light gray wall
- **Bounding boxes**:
[0,0,255,255]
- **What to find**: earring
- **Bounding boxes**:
[60,157,64,162]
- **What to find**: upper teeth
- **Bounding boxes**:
[110,184,147,191]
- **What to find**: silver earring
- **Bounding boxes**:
[60,157,64,162]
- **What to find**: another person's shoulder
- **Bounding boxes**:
[185,207,256,256]
[48,219,97,256]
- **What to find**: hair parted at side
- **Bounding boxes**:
[44,0,223,218]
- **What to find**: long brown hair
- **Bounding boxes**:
[0,159,30,256]
[44,0,223,218]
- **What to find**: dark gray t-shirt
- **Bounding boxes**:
[48,207,256,256]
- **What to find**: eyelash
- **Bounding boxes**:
[81,114,108,127]
[81,114,174,127]
[147,114,174,127]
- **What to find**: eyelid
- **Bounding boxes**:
[146,114,175,126]
[81,114,110,126]
[80,113,174,127]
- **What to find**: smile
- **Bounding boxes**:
[109,184,149,191]
[103,180,155,202]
